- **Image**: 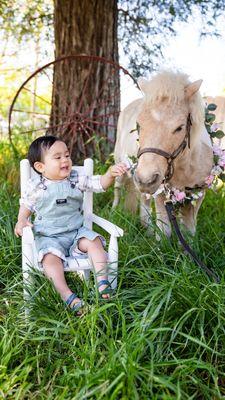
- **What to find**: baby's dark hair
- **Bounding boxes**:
[28,135,62,174]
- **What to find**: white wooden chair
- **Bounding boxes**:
[20,158,123,301]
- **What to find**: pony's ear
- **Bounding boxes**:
[137,77,149,93]
[185,79,203,98]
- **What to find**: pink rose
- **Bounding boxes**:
[213,144,223,157]
[205,175,214,187]
[218,153,225,168]
[175,191,186,202]
[211,123,220,132]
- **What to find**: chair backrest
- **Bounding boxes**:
[20,158,94,230]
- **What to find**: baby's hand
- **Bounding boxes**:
[14,219,33,237]
[109,162,129,177]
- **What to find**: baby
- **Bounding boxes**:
[15,136,128,314]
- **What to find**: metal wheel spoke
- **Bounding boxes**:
[76,61,94,114]
[23,87,52,106]
[8,55,137,158]
[84,118,117,128]
[12,109,50,116]
[83,72,117,118]
[40,68,53,84]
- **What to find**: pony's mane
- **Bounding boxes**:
[143,70,205,139]
[144,71,190,103]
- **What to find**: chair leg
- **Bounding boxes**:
[22,265,33,320]
[22,242,34,317]
[108,236,118,290]
[77,269,90,282]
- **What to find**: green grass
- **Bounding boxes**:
[1,154,225,399]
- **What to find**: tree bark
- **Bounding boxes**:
[51,0,119,163]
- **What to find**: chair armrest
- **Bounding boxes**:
[90,213,123,237]
[21,217,124,240]
[22,226,34,244]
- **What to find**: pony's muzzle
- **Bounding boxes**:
[134,169,162,193]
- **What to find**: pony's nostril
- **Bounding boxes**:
[148,173,160,186]
[135,171,161,186]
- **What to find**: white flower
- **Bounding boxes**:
[123,155,134,169]
[192,192,203,200]
[152,184,164,198]
[211,165,223,176]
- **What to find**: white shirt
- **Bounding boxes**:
[20,172,104,212]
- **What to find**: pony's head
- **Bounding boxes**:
[134,71,205,194]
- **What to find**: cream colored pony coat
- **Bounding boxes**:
[113,72,213,236]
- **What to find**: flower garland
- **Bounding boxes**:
[204,103,225,188]
[126,103,225,207]
[162,184,204,207]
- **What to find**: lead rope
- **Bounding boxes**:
[165,201,220,283]
[128,163,220,283]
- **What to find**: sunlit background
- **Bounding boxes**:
[1,3,225,133]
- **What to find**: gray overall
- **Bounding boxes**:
[33,171,105,264]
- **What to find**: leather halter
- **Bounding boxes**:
[137,113,192,182]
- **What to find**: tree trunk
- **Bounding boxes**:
[51,0,119,163]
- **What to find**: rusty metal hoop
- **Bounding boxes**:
[8,54,137,159]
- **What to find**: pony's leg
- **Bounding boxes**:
[180,194,205,235]
[124,177,139,213]
[140,193,153,234]
[155,194,171,239]
[112,176,123,208]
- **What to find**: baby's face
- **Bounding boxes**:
[38,141,72,180]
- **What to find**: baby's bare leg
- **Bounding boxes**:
[42,253,81,307]
[78,237,110,298]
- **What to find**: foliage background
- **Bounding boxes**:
[1,1,225,398]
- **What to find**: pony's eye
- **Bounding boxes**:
[174,125,184,133]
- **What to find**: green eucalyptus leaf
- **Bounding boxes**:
[205,125,211,133]
[215,130,225,139]
[206,114,216,123]
[207,103,217,111]
[130,155,138,163]
[220,174,225,182]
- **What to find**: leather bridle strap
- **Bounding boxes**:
[137,147,171,160]
[137,113,192,181]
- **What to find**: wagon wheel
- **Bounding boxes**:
[8,55,137,162]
